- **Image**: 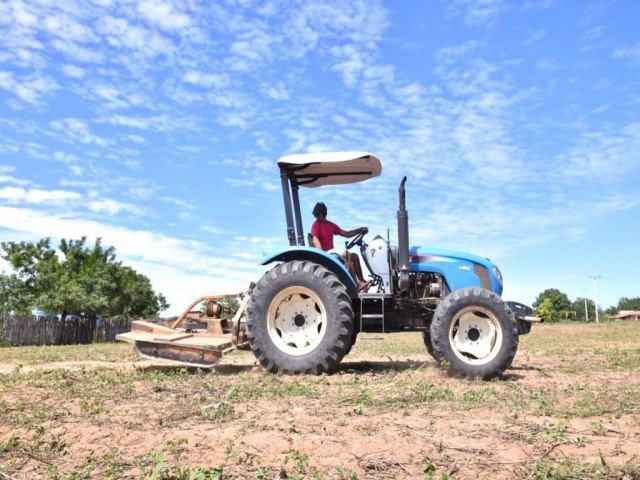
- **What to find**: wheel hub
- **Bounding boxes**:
[451,311,498,362]
[294,314,306,327]
[467,327,480,342]
[267,287,327,356]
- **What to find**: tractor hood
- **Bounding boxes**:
[278,151,382,187]
[409,246,503,295]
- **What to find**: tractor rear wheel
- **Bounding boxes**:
[430,287,518,379]
[246,260,354,374]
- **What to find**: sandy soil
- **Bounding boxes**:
[1,327,639,479]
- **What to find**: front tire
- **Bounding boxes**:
[430,287,518,379]
[246,260,354,374]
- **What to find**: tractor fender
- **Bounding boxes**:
[260,247,358,299]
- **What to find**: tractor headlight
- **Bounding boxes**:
[493,266,503,286]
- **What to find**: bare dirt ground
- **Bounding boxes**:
[1,322,639,479]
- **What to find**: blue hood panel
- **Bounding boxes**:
[409,246,503,295]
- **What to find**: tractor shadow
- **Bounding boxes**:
[338,359,431,373]
[133,359,534,381]
[133,363,257,375]
[339,359,536,382]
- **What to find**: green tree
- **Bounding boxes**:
[0,237,168,323]
[570,297,595,322]
[605,296,640,314]
[533,288,572,322]
[536,298,556,323]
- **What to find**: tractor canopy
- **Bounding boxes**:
[278,151,382,187]
[277,151,382,248]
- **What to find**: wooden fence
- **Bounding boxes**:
[0,315,133,346]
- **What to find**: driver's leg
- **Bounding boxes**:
[348,252,365,282]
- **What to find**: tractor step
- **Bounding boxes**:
[359,292,387,340]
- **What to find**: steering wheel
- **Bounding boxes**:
[345,230,367,250]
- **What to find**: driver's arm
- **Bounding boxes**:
[312,235,323,249]
[338,226,368,238]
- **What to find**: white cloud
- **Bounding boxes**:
[561,122,640,178]
[68,165,83,176]
[0,187,81,204]
[42,13,97,42]
[182,71,229,88]
[8,1,39,27]
[87,198,144,216]
[50,38,104,63]
[52,151,78,164]
[0,166,31,187]
[612,43,640,67]
[434,41,480,64]
[61,64,86,78]
[123,134,146,144]
[449,0,510,26]
[50,118,111,147]
[522,0,555,9]
[96,15,175,58]
[523,28,546,45]
[137,0,191,31]
[200,225,225,235]
[534,57,560,72]
[0,71,60,105]
[102,113,198,132]
[329,44,370,87]
[161,196,194,209]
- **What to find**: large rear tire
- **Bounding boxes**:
[430,287,518,379]
[246,260,354,374]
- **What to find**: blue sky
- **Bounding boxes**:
[1,0,639,316]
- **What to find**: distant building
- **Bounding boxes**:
[612,310,640,321]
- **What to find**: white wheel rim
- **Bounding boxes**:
[448,306,503,365]
[267,286,327,356]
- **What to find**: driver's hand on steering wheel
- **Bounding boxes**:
[359,227,368,234]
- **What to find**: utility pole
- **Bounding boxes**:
[589,275,601,324]
[584,297,589,322]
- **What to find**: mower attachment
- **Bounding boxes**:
[116,289,252,368]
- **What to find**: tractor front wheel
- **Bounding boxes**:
[246,260,354,374]
[430,287,518,379]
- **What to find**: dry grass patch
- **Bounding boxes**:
[0,322,639,479]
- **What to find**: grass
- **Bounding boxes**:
[0,341,137,365]
[0,322,639,478]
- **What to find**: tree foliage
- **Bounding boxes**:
[606,296,640,314]
[0,237,168,319]
[533,288,572,322]
[571,297,596,322]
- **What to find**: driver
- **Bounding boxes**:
[310,202,371,291]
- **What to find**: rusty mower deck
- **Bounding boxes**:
[116,290,251,368]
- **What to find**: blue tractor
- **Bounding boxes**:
[245,151,540,379]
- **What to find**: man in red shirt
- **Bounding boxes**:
[310,202,371,291]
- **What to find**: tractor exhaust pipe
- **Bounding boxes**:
[397,176,410,294]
